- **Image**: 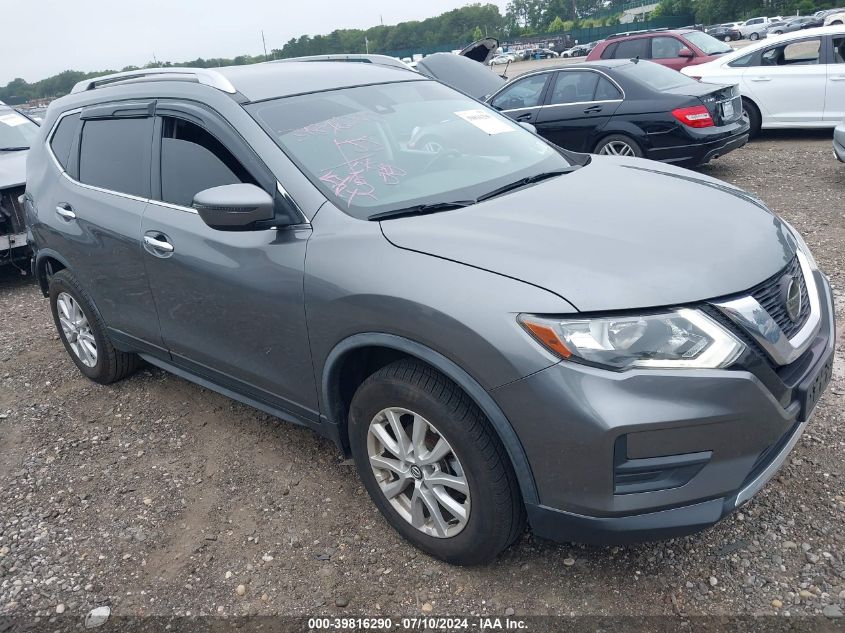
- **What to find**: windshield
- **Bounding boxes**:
[0,108,39,149]
[684,31,733,55]
[247,80,571,219]
[615,59,699,91]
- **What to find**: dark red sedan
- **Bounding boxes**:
[587,29,734,72]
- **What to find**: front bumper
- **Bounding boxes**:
[493,270,835,545]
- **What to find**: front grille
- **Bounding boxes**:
[749,255,810,339]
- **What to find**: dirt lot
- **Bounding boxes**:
[1,132,844,626]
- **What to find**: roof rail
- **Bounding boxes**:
[70,68,237,95]
[605,27,671,40]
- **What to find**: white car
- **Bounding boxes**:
[488,54,515,65]
[681,26,845,137]
[826,12,845,26]
[739,16,783,40]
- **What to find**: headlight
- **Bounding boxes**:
[781,219,818,270]
[519,309,744,371]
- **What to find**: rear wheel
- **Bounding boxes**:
[594,134,644,158]
[348,360,525,565]
[49,270,141,384]
[742,98,762,139]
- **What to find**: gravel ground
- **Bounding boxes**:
[1,132,844,626]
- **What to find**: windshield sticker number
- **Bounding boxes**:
[454,109,516,135]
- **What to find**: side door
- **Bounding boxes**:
[140,102,319,421]
[533,70,622,152]
[826,35,845,121]
[649,35,689,71]
[488,73,551,124]
[39,104,164,349]
[742,36,827,124]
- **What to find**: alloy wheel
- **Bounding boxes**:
[598,141,636,157]
[56,292,97,367]
[367,407,470,538]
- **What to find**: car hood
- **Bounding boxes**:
[0,150,27,189]
[458,37,500,64]
[416,51,506,100]
[380,156,795,312]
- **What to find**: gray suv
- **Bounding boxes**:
[25,64,835,565]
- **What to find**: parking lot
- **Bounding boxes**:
[1,130,843,620]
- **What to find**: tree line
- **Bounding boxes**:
[1,0,836,104]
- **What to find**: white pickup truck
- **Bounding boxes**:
[738,16,784,40]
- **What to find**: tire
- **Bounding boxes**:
[832,20,843,25]
[750,32,759,41]
[594,134,644,158]
[348,360,525,565]
[742,98,762,140]
[724,35,732,42]
[49,269,141,384]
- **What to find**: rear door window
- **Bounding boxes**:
[760,38,822,66]
[548,71,600,105]
[612,38,649,60]
[158,117,258,208]
[833,37,845,63]
[594,76,623,101]
[78,118,151,197]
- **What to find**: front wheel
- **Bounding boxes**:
[348,360,525,565]
[749,32,760,40]
[594,134,644,158]
[724,35,732,42]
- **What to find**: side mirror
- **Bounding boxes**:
[518,122,537,134]
[192,184,275,230]
[678,47,695,58]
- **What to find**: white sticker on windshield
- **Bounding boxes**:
[0,113,28,127]
[454,109,516,135]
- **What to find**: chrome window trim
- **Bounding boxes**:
[495,67,626,113]
[712,251,822,366]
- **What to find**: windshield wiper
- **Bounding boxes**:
[475,168,579,203]
[0,146,29,152]
[368,200,474,221]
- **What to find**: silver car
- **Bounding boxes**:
[835,119,845,162]
[25,63,836,564]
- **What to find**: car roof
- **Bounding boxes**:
[216,61,421,101]
[691,24,845,65]
[70,61,423,104]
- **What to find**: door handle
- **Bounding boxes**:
[749,76,771,82]
[143,235,174,253]
[583,105,603,114]
[830,76,845,81]
[55,204,76,220]
[514,112,533,122]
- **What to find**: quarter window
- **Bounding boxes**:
[79,118,150,197]
[761,38,821,66]
[549,71,599,105]
[50,113,81,170]
[490,74,548,110]
[159,118,258,208]
[651,36,684,59]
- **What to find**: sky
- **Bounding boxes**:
[1,0,510,85]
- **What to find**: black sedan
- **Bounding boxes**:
[706,24,741,41]
[485,59,749,166]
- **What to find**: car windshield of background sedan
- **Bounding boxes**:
[615,59,701,91]
[248,81,572,218]
[0,108,39,150]
[684,31,733,55]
